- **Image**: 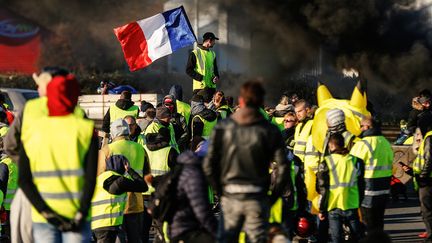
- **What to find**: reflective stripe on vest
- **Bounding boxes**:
[192,48,216,90]
[176,100,191,125]
[293,119,313,161]
[325,154,359,211]
[109,105,139,123]
[22,114,94,223]
[414,131,432,177]
[108,139,145,176]
[1,157,18,210]
[350,136,393,179]
[32,169,84,178]
[192,115,217,140]
[91,171,127,229]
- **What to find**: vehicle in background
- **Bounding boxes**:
[0,88,39,113]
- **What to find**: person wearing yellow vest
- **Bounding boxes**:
[208,91,233,120]
[190,94,218,149]
[401,113,432,241]
[350,116,393,235]
[293,99,314,162]
[271,95,295,131]
[102,90,139,135]
[4,67,87,243]
[92,154,148,243]
[143,125,179,242]
[18,73,99,242]
[305,108,359,242]
[186,32,220,100]
[0,108,16,240]
[99,118,149,243]
[317,134,363,243]
[169,85,192,125]
[163,95,189,152]
[144,107,179,153]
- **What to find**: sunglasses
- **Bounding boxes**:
[284,120,296,123]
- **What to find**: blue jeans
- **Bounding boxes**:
[33,222,91,243]
[328,208,361,243]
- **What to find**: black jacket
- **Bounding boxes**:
[169,151,217,238]
[203,107,290,200]
[103,168,148,195]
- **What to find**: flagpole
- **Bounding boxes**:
[194,0,199,48]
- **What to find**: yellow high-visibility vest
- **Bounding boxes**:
[294,119,313,162]
[143,146,171,195]
[350,136,393,179]
[413,131,432,177]
[191,115,217,140]
[176,100,191,125]
[192,48,216,90]
[91,170,127,230]
[108,139,145,176]
[1,157,17,210]
[145,121,179,153]
[325,153,359,211]
[109,104,139,123]
[23,114,94,223]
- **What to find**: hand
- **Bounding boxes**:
[70,211,86,232]
[41,210,74,232]
[402,165,411,172]
[212,76,219,83]
[124,161,131,172]
[144,174,153,185]
[318,213,326,221]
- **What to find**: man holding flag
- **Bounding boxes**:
[186,32,220,101]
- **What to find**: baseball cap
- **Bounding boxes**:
[203,32,219,41]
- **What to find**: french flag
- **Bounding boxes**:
[114,6,196,71]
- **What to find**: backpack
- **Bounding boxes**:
[148,164,183,222]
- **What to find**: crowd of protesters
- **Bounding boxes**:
[0,32,429,243]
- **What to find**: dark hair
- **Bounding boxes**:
[146,107,156,119]
[328,133,345,151]
[120,90,132,100]
[41,66,70,77]
[239,81,265,107]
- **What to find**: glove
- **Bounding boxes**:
[41,209,74,232]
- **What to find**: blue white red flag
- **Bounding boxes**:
[114,6,196,71]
